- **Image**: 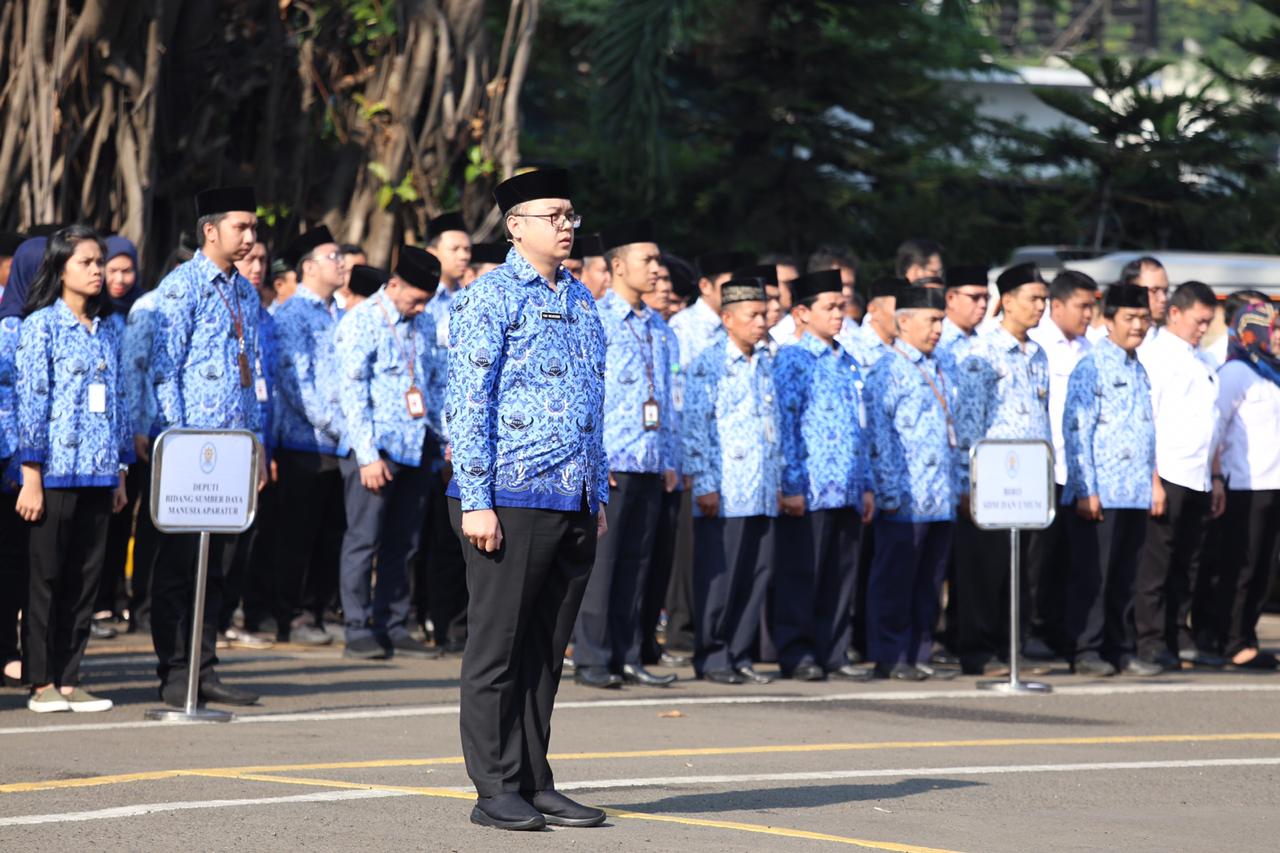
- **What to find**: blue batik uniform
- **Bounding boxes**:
[122,290,162,440]
[682,336,780,676]
[775,332,869,510]
[15,300,133,487]
[939,318,978,365]
[954,326,1051,489]
[952,324,1052,668]
[1061,336,1155,662]
[1063,338,1155,509]
[864,342,958,671]
[668,298,725,371]
[335,288,443,468]
[424,283,459,349]
[256,306,277,456]
[574,290,680,672]
[150,250,265,437]
[445,248,608,513]
[772,331,874,674]
[0,315,20,463]
[843,320,894,371]
[272,286,344,456]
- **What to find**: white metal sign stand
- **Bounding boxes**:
[970,438,1056,695]
[144,429,262,723]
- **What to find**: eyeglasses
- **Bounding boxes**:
[317,251,344,263]
[956,290,990,303]
[512,211,582,231]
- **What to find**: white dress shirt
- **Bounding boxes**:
[1138,329,1220,492]
[1029,315,1091,485]
[770,313,801,345]
[1204,334,1229,369]
[1216,361,1280,490]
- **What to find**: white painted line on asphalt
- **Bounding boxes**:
[3,756,1279,828]
[3,680,1280,737]
[0,788,408,827]
[551,756,1280,793]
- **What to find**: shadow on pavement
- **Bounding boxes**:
[606,777,981,813]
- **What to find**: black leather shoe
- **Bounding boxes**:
[1120,656,1163,677]
[735,664,773,685]
[574,667,623,689]
[829,664,872,682]
[660,650,692,668]
[471,793,546,831]
[90,621,118,640]
[889,663,927,681]
[527,789,606,827]
[703,668,744,685]
[789,663,826,681]
[200,678,259,706]
[388,634,443,659]
[915,663,957,681]
[1178,648,1225,669]
[1072,653,1117,677]
[160,681,195,708]
[343,636,390,660]
[442,638,467,655]
[621,664,677,686]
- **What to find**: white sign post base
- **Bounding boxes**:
[969,438,1056,695]
[143,429,262,723]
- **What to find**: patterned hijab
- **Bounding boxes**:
[1226,302,1280,388]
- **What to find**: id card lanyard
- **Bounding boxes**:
[893,345,957,448]
[211,276,253,388]
[625,311,661,431]
[377,295,425,418]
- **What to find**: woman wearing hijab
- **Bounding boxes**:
[0,236,47,690]
[15,225,132,712]
[1213,302,1280,670]
[94,237,142,632]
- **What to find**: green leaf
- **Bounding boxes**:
[368,161,390,182]
[376,184,395,209]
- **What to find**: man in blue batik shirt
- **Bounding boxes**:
[1062,284,1161,678]
[682,277,781,687]
[270,226,346,647]
[952,262,1053,677]
[938,265,990,365]
[148,186,265,708]
[865,287,961,681]
[843,277,902,369]
[667,250,753,370]
[774,269,875,683]
[444,168,609,832]
[334,246,443,662]
[572,220,679,690]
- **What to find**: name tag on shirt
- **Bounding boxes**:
[643,398,660,431]
[540,311,565,321]
[88,383,107,414]
[405,385,426,419]
[255,376,269,403]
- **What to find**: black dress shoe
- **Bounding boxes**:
[703,668,744,685]
[845,647,864,665]
[915,663,957,681]
[621,664,677,686]
[889,663,926,681]
[828,664,872,682]
[735,664,773,685]
[90,621,118,640]
[388,634,443,659]
[200,678,259,706]
[160,681,195,708]
[471,793,546,831]
[660,650,692,668]
[789,663,826,681]
[442,638,467,655]
[527,789,606,827]
[574,667,623,689]
[343,636,390,660]
[1178,648,1224,668]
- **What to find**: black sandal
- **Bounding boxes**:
[1230,650,1278,670]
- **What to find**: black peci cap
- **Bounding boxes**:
[427,211,468,240]
[995,262,1045,295]
[599,220,656,252]
[394,245,442,292]
[282,225,335,269]
[349,264,389,298]
[719,277,769,307]
[195,186,257,217]
[493,168,571,214]
[470,242,509,266]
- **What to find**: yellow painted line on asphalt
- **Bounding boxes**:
[5,731,1280,794]
[198,771,968,853]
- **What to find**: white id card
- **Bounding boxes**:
[255,376,269,403]
[88,383,107,414]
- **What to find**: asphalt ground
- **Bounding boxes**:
[4,618,1280,852]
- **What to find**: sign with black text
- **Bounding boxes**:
[970,439,1055,530]
[150,429,261,533]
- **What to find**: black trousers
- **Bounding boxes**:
[151,531,238,686]
[274,450,345,631]
[1066,508,1145,661]
[774,507,863,673]
[450,499,595,796]
[663,490,697,652]
[866,519,953,667]
[692,515,774,675]
[1035,483,1071,654]
[642,488,683,664]
[1216,489,1280,656]
[128,458,161,628]
[219,481,279,632]
[954,517,1046,667]
[0,486,27,667]
[26,488,111,687]
[96,462,146,617]
[421,470,469,644]
[339,454,429,642]
[1136,480,1209,659]
[573,473,662,670]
